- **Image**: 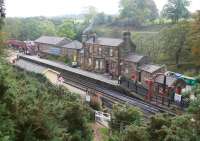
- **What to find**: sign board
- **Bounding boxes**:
[48,47,61,55]
[86,95,91,102]
[57,76,64,85]
[174,93,182,102]
[95,111,111,127]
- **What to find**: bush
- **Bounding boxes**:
[0,59,93,141]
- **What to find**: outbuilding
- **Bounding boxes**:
[35,36,71,57]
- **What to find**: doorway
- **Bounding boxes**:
[106,61,109,73]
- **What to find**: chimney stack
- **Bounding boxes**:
[92,33,97,43]
[123,31,131,42]
[82,34,87,43]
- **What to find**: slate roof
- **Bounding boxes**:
[35,36,71,46]
[62,40,82,50]
[154,75,186,87]
[124,53,145,63]
[155,75,177,86]
[86,37,123,47]
[139,64,163,74]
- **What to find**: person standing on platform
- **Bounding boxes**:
[118,75,122,85]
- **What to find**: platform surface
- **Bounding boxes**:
[15,59,47,73]
[19,54,118,86]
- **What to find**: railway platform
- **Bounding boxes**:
[14,54,178,117]
[18,54,118,86]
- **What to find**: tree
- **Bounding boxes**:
[119,0,159,26]
[3,18,23,39]
[123,125,149,141]
[164,114,199,141]
[38,20,56,36]
[83,6,97,25]
[148,114,171,141]
[3,17,57,40]
[188,11,200,70]
[0,0,5,55]
[188,95,200,136]
[62,102,93,141]
[160,22,190,67]
[0,59,93,141]
[0,0,5,29]
[57,20,76,39]
[110,104,142,132]
[162,0,190,23]
[145,0,159,22]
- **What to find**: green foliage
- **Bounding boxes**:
[111,104,142,131]
[3,17,86,41]
[164,114,198,141]
[0,59,93,141]
[44,54,70,64]
[119,0,158,26]
[0,0,5,30]
[148,114,171,141]
[188,84,200,135]
[57,20,76,39]
[89,100,101,111]
[159,21,190,66]
[123,125,149,141]
[162,0,190,23]
[62,102,93,140]
[188,11,200,69]
[94,13,114,26]
[4,17,56,40]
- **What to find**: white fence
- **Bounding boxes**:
[95,111,111,128]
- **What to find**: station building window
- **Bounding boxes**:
[95,60,99,69]
[100,60,103,69]
[110,48,113,57]
[98,47,102,55]
[88,58,92,66]
[125,68,129,74]
[89,45,93,53]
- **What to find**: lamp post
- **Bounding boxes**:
[145,79,154,101]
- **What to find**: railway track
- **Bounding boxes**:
[15,55,177,118]
[61,73,177,118]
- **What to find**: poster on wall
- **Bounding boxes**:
[48,47,61,55]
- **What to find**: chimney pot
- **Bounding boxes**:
[92,33,97,43]
[123,31,131,40]
[82,34,87,43]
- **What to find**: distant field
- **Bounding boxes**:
[93,24,196,74]
[94,24,167,63]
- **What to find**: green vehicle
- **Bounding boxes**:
[180,76,199,86]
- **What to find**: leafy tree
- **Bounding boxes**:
[188,11,200,70]
[188,95,200,135]
[0,0,5,55]
[122,125,149,141]
[62,102,93,141]
[119,0,159,26]
[3,18,23,39]
[160,22,190,67]
[110,104,142,132]
[83,6,97,25]
[0,0,5,29]
[57,20,76,39]
[148,114,171,141]
[0,59,93,141]
[162,0,190,23]
[164,114,198,141]
[4,17,57,40]
[38,20,56,36]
